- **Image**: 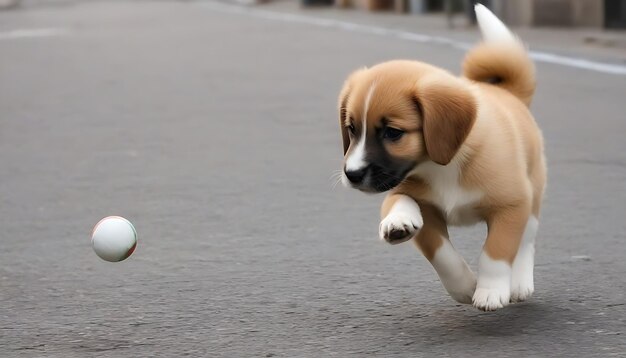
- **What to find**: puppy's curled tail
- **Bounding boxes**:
[463,4,535,107]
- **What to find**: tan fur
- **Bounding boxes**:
[380,193,402,218]
[339,44,546,264]
[417,76,477,165]
[463,43,536,107]
[413,205,448,261]
[484,205,531,263]
[338,68,368,155]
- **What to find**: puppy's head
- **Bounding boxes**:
[338,61,477,193]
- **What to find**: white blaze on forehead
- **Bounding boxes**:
[345,83,376,172]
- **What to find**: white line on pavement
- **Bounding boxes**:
[0,28,69,40]
[199,1,626,76]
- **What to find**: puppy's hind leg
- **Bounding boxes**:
[415,205,476,304]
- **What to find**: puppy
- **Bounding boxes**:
[338,5,546,311]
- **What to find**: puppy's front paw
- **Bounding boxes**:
[379,213,422,245]
[472,287,510,311]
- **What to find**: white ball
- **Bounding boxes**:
[91,216,137,262]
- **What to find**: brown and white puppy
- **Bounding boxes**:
[338,5,546,311]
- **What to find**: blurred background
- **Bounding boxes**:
[314,0,626,29]
[3,0,626,28]
[1,0,625,357]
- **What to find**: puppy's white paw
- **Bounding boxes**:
[510,278,534,303]
[474,253,512,311]
[472,287,510,311]
[379,213,422,245]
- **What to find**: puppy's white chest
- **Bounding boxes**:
[414,162,483,226]
[432,183,483,226]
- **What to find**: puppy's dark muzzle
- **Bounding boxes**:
[345,164,403,193]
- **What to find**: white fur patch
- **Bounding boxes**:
[473,252,511,311]
[345,83,376,173]
[344,137,366,172]
[431,239,476,304]
[511,216,538,302]
[412,161,483,226]
[379,195,422,244]
[475,4,516,43]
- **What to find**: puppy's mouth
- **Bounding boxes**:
[354,185,381,194]
[343,166,408,193]
[365,175,405,193]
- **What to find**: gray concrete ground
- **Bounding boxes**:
[1,1,625,357]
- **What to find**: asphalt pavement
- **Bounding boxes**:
[1,1,625,357]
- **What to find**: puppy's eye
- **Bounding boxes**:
[383,127,404,141]
[348,124,356,135]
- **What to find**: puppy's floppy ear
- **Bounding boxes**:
[338,68,367,155]
[414,75,477,165]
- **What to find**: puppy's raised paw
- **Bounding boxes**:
[379,213,422,245]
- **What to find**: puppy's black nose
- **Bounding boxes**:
[345,168,367,184]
